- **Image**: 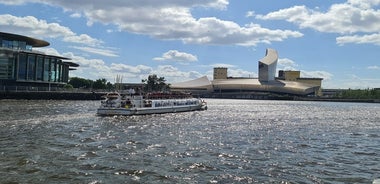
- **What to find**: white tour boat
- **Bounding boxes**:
[97,92,207,116]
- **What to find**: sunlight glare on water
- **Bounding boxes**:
[0,99,379,183]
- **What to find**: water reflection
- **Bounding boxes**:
[0,99,379,183]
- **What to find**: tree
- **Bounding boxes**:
[142,74,170,92]
[69,77,93,88]
[63,84,73,90]
[92,78,108,89]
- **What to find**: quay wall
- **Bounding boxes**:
[0,91,106,100]
[199,92,380,103]
[1,91,379,103]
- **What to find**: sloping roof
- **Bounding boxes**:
[172,76,319,95]
[171,76,213,91]
[0,32,49,47]
[212,78,317,95]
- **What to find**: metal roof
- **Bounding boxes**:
[0,32,49,47]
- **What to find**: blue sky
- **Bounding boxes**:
[1,0,380,89]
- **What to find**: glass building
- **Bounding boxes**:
[0,32,78,90]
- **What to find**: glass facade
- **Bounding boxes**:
[36,56,43,81]
[0,53,14,79]
[18,53,27,80]
[12,53,69,83]
[43,57,50,81]
[0,51,72,83]
[27,54,36,80]
[0,32,77,88]
[1,39,31,51]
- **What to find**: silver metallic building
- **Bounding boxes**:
[172,48,323,96]
[258,48,277,82]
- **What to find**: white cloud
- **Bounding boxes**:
[210,63,236,68]
[153,50,198,62]
[228,68,257,78]
[246,11,255,17]
[256,1,380,45]
[368,65,380,70]
[276,58,333,82]
[0,14,102,46]
[301,70,333,80]
[256,3,380,34]
[180,19,302,46]
[34,47,204,83]
[0,0,302,47]
[153,65,203,82]
[110,63,152,74]
[70,13,81,18]
[348,0,380,9]
[337,33,380,45]
[277,58,298,70]
[0,0,28,5]
[208,63,256,78]
[324,74,380,89]
[34,47,63,57]
[70,46,119,57]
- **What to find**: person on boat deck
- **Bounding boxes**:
[128,88,136,95]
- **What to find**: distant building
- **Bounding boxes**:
[258,48,278,82]
[171,48,323,96]
[114,82,145,94]
[0,32,78,90]
[278,70,300,81]
[277,70,323,95]
[213,67,228,80]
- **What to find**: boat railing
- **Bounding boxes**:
[151,98,200,108]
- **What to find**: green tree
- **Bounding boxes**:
[93,78,108,89]
[106,82,114,90]
[63,84,73,90]
[336,88,380,99]
[142,74,170,92]
[69,77,93,88]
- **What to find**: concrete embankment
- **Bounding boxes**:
[1,91,379,103]
[0,91,106,100]
[200,92,380,103]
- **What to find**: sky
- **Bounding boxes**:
[1,0,380,89]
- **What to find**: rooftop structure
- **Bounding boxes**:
[0,32,79,90]
[258,48,278,82]
[171,48,323,96]
[213,67,228,80]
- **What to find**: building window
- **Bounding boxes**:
[18,53,27,80]
[57,60,62,82]
[43,57,50,81]
[27,54,36,80]
[0,53,12,79]
[36,56,43,81]
[50,58,56,82]
[19,41,26,50]
[1,40,28,50]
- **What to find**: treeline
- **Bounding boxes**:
[335,88,380,99]
[67,77,113,90]
[66,74,170,92]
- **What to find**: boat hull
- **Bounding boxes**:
[97,104,205,116]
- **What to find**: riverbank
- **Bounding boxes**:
[202,92,380,103]
[1,91,379,103]
[294,97,380,103]
[0,91,106,100]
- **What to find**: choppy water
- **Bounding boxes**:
[0,99,379,183]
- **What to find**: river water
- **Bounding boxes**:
[0,99,379,183]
